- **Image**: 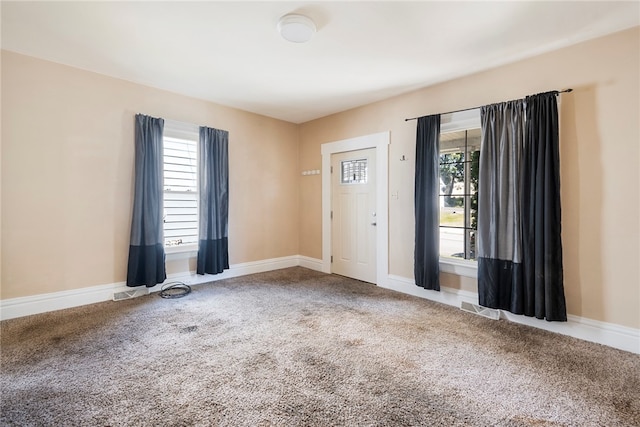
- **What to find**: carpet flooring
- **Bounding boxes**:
[1,267,639,426]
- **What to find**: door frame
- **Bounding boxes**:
[321,132,390,285]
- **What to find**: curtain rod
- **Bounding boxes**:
[404,88,573,122]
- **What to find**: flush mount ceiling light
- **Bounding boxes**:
[277,13,316,43]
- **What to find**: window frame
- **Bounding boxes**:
[438,109,481,278]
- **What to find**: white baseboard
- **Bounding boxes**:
[384,274,479,307]
[0,255,322,321]
[297,255,324,272]
[383,274,640,355]
[0,282,128,322]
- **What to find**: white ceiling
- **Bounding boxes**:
[2,1,638,124]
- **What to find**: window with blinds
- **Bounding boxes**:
[163,127,198,249]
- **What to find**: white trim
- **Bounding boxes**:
[384,274,478,307]
[439,257,478,278]
[440,108,481,133]
[298,255,324,272]
[163,118,199,140]
[165,247,198,259]
[382,274,640,354]
[502,311,640,355]
[321,132,390,283]
[157,255,300,288]
[0,282,128,322]
[0,255,322,321]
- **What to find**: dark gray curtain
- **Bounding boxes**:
[477,92,566,321]
[126,114,166,287]
[522,92,566,321]
[414,114,441,291]
[197,126,229,275]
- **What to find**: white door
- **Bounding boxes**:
[331,148,377,283]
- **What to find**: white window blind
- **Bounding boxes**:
[163,124,199,249]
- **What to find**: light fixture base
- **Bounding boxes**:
[277,13,316,43]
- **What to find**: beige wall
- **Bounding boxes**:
[2,27,639,331]
[1,51,299,299]
[299,27,640,329]
[0,49,3,293]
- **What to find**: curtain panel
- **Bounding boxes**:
[197,126,229,275]
[522,92,566,321]
[477,92,566,321]
[126,114,167,287]
[414,114,441,291]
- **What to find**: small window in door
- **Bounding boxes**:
[341,159,368,184]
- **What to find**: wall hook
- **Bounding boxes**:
[400,155,406,161]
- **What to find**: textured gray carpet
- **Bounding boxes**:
[1,267,639,426]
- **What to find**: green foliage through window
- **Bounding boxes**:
[438,128,480,261]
